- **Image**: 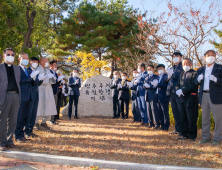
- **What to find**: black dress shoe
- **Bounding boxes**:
[121,117,125,119]
[74,116,79,119]
[7,144,18,148]
[148,125,154,128]
[30,133,38,138]
[24,133,30,138]
[159,127,164,130]
[140,122,145,126]
[16,138,25,143]
[169,131,179,135]
[112,117,117,119]
[178,136,189,140]
[178,133,182,137]
[68,117,71,119]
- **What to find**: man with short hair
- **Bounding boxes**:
[155,64,170,131]
[110,71,121,119]
[136,63,148,125]
[196,50,222,145]
[0,48,21,150]
[55,70,64,120]
[15,53,33,142]
[130,69,141,122]
[117,72,130,119]
[35,58,57,130]
[68,69,81,119]
[143,65,159,129]
[166,52,184,135]
[24,57,44,138]
[176,58,198,141]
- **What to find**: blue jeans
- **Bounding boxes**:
[137,96,148,123]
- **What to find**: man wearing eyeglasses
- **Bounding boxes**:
[0,48,21,151]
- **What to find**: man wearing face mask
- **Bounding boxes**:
[136,63,148,126]
[155,64,170,131]
[24,57,45,138]
[117,73,130,119]
[175,58,198,141]
[166,52,184,135]
[14,53,33,142]
[68,69,81,119]
[110,71,121,119]
[143,65,159,129]
[195,50,222,145]
[0,48,21,151]
[35,57,57,130]
[130,69,141,122]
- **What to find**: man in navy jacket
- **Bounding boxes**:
[136,63,148,125]
[24,57,44,137]
[195,50,222,145]
[15,53,32,142]
[110,71,121,118]
[155,64,170,131]
[143,65,159,129]
[68,69,81,119]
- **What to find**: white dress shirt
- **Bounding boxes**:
[203,63,214,90]
[19,65,27,72]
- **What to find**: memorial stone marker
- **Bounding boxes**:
[61,75,113,117]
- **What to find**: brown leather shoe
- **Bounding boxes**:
[140,122,145,126]
[0,146,7,151]
[7,144,18,148]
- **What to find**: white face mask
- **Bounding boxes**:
[137,68,141,73]
[73,72,78,77]
[122,76,126,80]
[173,57,180,63]
[31,63,38,69]
[114,75,118,79]
[206,56,215,64]
[148,71,153,75]
[6,55,14,63]
[133,73,137,77]
[45,62,49,68]
[136,73,140,77]
[183,66,191,72]
[158,69,164,75]
[54,67,57,71]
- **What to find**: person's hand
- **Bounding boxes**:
[144,83,150,88]
[47,73,54,79]
[176,89,183,97]
[197,73,204,83]
[134,79,138,85]
[151,79,158,86]
[38,73,46,81]
[118,84,122,88]
[210,75,217,82]
[58,75,65,82]
[75,79,79,84]
[167,68,174,79]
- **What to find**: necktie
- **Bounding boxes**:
[24,67,28,76]
[122,80,124,85]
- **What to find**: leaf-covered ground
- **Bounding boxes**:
[12,108,222,169]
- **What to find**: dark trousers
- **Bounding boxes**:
[68,94,79,118]
[56,96,62,119]
[156,99,170,130]
[146,100,159,127]
[24,94,39,135]
[137,96,148,123]
[112,95,120,118]
[61,94,67,107]
[180,103,198,139]
[15,99,31,139]
[119,99,129,118]
[170,93,181,132]
[0,93,20,147]
[131,99,141,122]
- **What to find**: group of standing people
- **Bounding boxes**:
[111,50,222,145]
[0,48,71,151]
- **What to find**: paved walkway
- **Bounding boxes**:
[0,156,113,170]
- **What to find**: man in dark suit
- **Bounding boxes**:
[55,70,64,120]
[49,60,59,124]
[117,73,130,119]
[176,58,198,141]
[68,69,81,119]
[110,71,121,119]
[0,48,21,151]
[15,53,33,142]
[130,69,141,122]
[166,52,184,135]
[136,63,148,126]
[143,65,159,129]
[24,57,44,137]
[195,50,222,145]
[61,82,68,106]
[155,64,170,131]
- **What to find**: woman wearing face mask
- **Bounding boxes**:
[175,58,198,141]
[110,71,121,119]
[196,50,222,145]
[117,73,130,119]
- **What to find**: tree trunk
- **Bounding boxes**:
[22,2,36,52]
[0,54,3,63]
[98,51,101,74]
[110,59,114,78]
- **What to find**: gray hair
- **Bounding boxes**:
[19,53,28,58]
[56,70,62,74]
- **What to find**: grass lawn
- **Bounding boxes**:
[12,107,222,169]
